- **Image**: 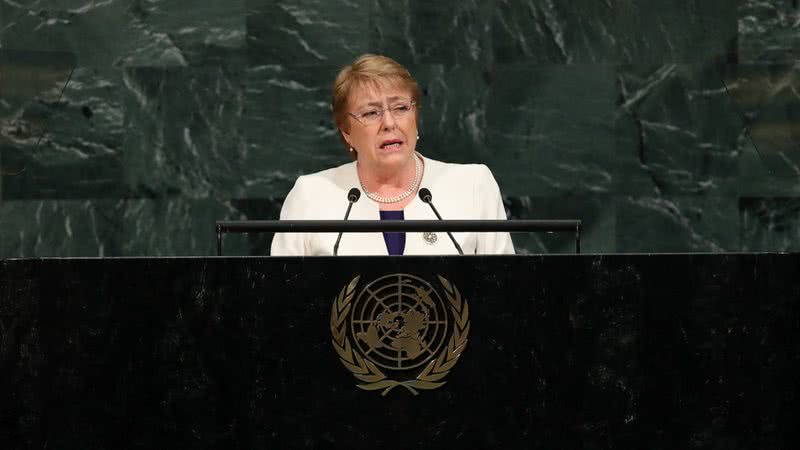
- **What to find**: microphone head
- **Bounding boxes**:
[418,188,432,203]
[347,187,361,202]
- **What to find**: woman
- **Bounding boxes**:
[271,54,514,256]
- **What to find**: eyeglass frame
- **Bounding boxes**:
[347,100,417,126]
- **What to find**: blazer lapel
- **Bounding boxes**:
[333,162,387,256]
[331,154,456,256]
[403,156,458,255]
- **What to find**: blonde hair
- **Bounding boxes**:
[332,54,421,156]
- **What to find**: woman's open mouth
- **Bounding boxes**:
[379,139,404,151]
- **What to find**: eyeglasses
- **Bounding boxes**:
[348,100,416,126]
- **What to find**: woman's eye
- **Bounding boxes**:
[392,105,410,112]
[362,110,380,119]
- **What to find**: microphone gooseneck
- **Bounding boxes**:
[333,188,361,255]
[418,188,464,255]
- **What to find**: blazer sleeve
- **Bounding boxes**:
[473,165,515,255]
[270,176,310,256]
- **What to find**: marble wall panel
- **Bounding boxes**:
[0,200,121,257]
[739,0,800,62]
[740,197,800,252]
[723,63,800,181]
[369,0,494,65]
[2,67,125,199]
[617,196,741,252]
[121,65,247,198]
[1,49,75,202]
[248,0,738,66]
[0,197,278,257]
[246,0,371,65]
[506,195,616,254]
[0,0,245,67]
[243,63,348,196]
[615,64,745,196]
[0,50,75,111]
[482,64,617,196]
[733,138,800,197]
[116,198,255,256]
[1,0,799,257]
[490,0,738,64]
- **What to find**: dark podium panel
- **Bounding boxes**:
[1,255,799,449]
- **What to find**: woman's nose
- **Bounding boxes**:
[381,110,398,129]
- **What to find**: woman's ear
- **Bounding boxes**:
[340,129,352,147]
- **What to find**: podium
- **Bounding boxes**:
[1,254,799,449]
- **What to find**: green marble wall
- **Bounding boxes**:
[1,0,799,256]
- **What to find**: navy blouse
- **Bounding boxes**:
[378,210,406,255]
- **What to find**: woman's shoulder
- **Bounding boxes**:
[291,160,357,192]
[423,155,494,181]
[280,160,357,219]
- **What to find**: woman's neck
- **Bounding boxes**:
[357,154,424,211]
[357,154,418,193]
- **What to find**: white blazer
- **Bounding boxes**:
[270,154,515,256]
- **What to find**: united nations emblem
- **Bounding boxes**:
[330,274,470,396]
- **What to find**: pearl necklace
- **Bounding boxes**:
[359,154,422,204]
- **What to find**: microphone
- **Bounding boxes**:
[418,188,464,255]
[333,188,361,255]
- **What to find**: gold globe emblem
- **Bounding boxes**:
[330,274,470,396]
[351,274,448,370]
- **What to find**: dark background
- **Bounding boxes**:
[1,255,799,448]
[2,0,800,256]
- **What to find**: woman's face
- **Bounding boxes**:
[341,82,418,175]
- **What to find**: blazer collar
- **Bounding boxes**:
[333,153,448,255]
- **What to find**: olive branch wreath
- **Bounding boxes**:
[330,274,470,396]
